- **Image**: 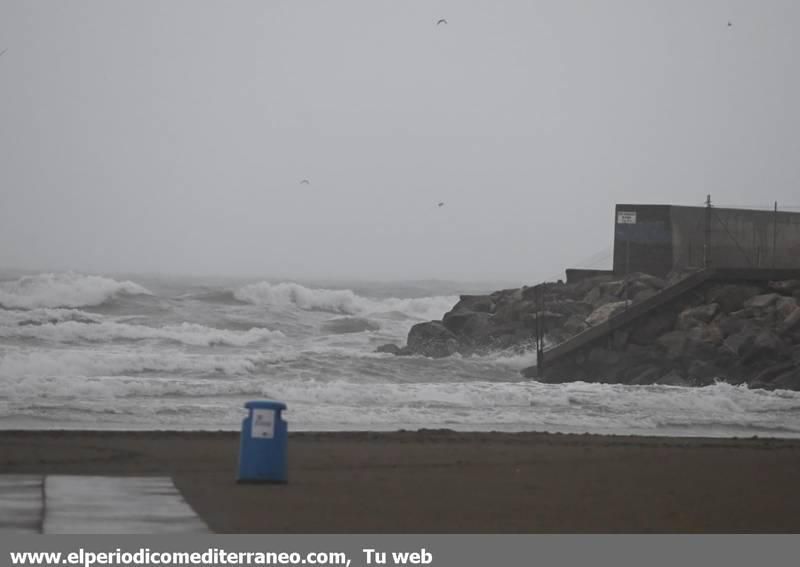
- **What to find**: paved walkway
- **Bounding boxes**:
[0,476,209,534]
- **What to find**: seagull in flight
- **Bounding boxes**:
[300,179,310,185]
[436,18,447,25]
[437,202,445,207]
[0,49,7,58]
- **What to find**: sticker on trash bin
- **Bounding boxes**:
[251,409,275,439]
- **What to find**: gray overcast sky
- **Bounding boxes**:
[1,1,799,282]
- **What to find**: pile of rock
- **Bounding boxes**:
[378,273,800,390]
[534,280,800,390]
[378,272,670,358]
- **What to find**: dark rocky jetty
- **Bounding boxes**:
[378,272,800,390]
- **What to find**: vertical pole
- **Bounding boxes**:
[773,201,778,269]
[534,285,540,353]
[704,194,712,269]
[535,284,545,380]
[625,238,630,309]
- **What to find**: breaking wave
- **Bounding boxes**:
[0,319,282,347]
[0,273,151,309]
[0,349,290,380]
[233,281,455,320]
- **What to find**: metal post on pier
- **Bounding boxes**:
[625,235,630,309]
[772,201,778,269]
[534,284,545,380]
[704,194,712,268]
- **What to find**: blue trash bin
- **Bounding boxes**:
[237,400,288,483]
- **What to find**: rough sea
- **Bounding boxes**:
[2,271,800,438]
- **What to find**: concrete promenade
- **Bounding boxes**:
[0,475,209,534]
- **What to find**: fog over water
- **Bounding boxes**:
[2,1,800,281]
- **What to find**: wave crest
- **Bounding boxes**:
[0,273,152,309]
[0,320,282,347]
[0,349,290,380]
[234,281,455,320]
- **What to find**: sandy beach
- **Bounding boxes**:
[2,429,800,533]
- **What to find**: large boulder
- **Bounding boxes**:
[452,295,495,313]
[768,280,800,295]
[635,273,668,290]
[738,330,786,364]
[780,306,800,335]
[567,275,615,300]
[701,323,724,346]
[722,324,759,355]
[776,297,799,318]
[546,299,593,318]
[716,314,745,338]
[491,292,526,323]
[657,330,689,359]
[751,361,796,388]
[585,301,627,326]
[406,321,459,358]
[687,360,720,386]
[442,310,491,341]
[582,287,605,306]
[624,342,662,364]
[620,279,652,301]
[677,303,719,330]
[376,343,401,355]
[683,326,719,359]
[600,280,625,296]
[744,293,781,309]
[707,284,762,313]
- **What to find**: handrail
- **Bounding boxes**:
[542,267,800,366]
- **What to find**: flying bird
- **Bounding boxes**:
[728,21,732,27]
[300,179,310,185]
[436,19,447,25]
[0,49,7,58]
[437,202,445,207]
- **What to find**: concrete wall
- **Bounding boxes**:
[612,204,800,276]
[565,269,614,284]
[612,204,674,276]
[671,206,800,270]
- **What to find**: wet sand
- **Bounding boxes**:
[2,430,800,533]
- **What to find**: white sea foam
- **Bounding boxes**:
[0,348,292,380]
[6,374,798,436]
[234,281,456,320]
[0,307,103,327]
[0,320,282,346]
[0,273,151,309]
[264,379,800,435]
[480,349,540,370]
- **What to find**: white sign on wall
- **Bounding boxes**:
[251,409,275,439]
[617,211,637,224]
